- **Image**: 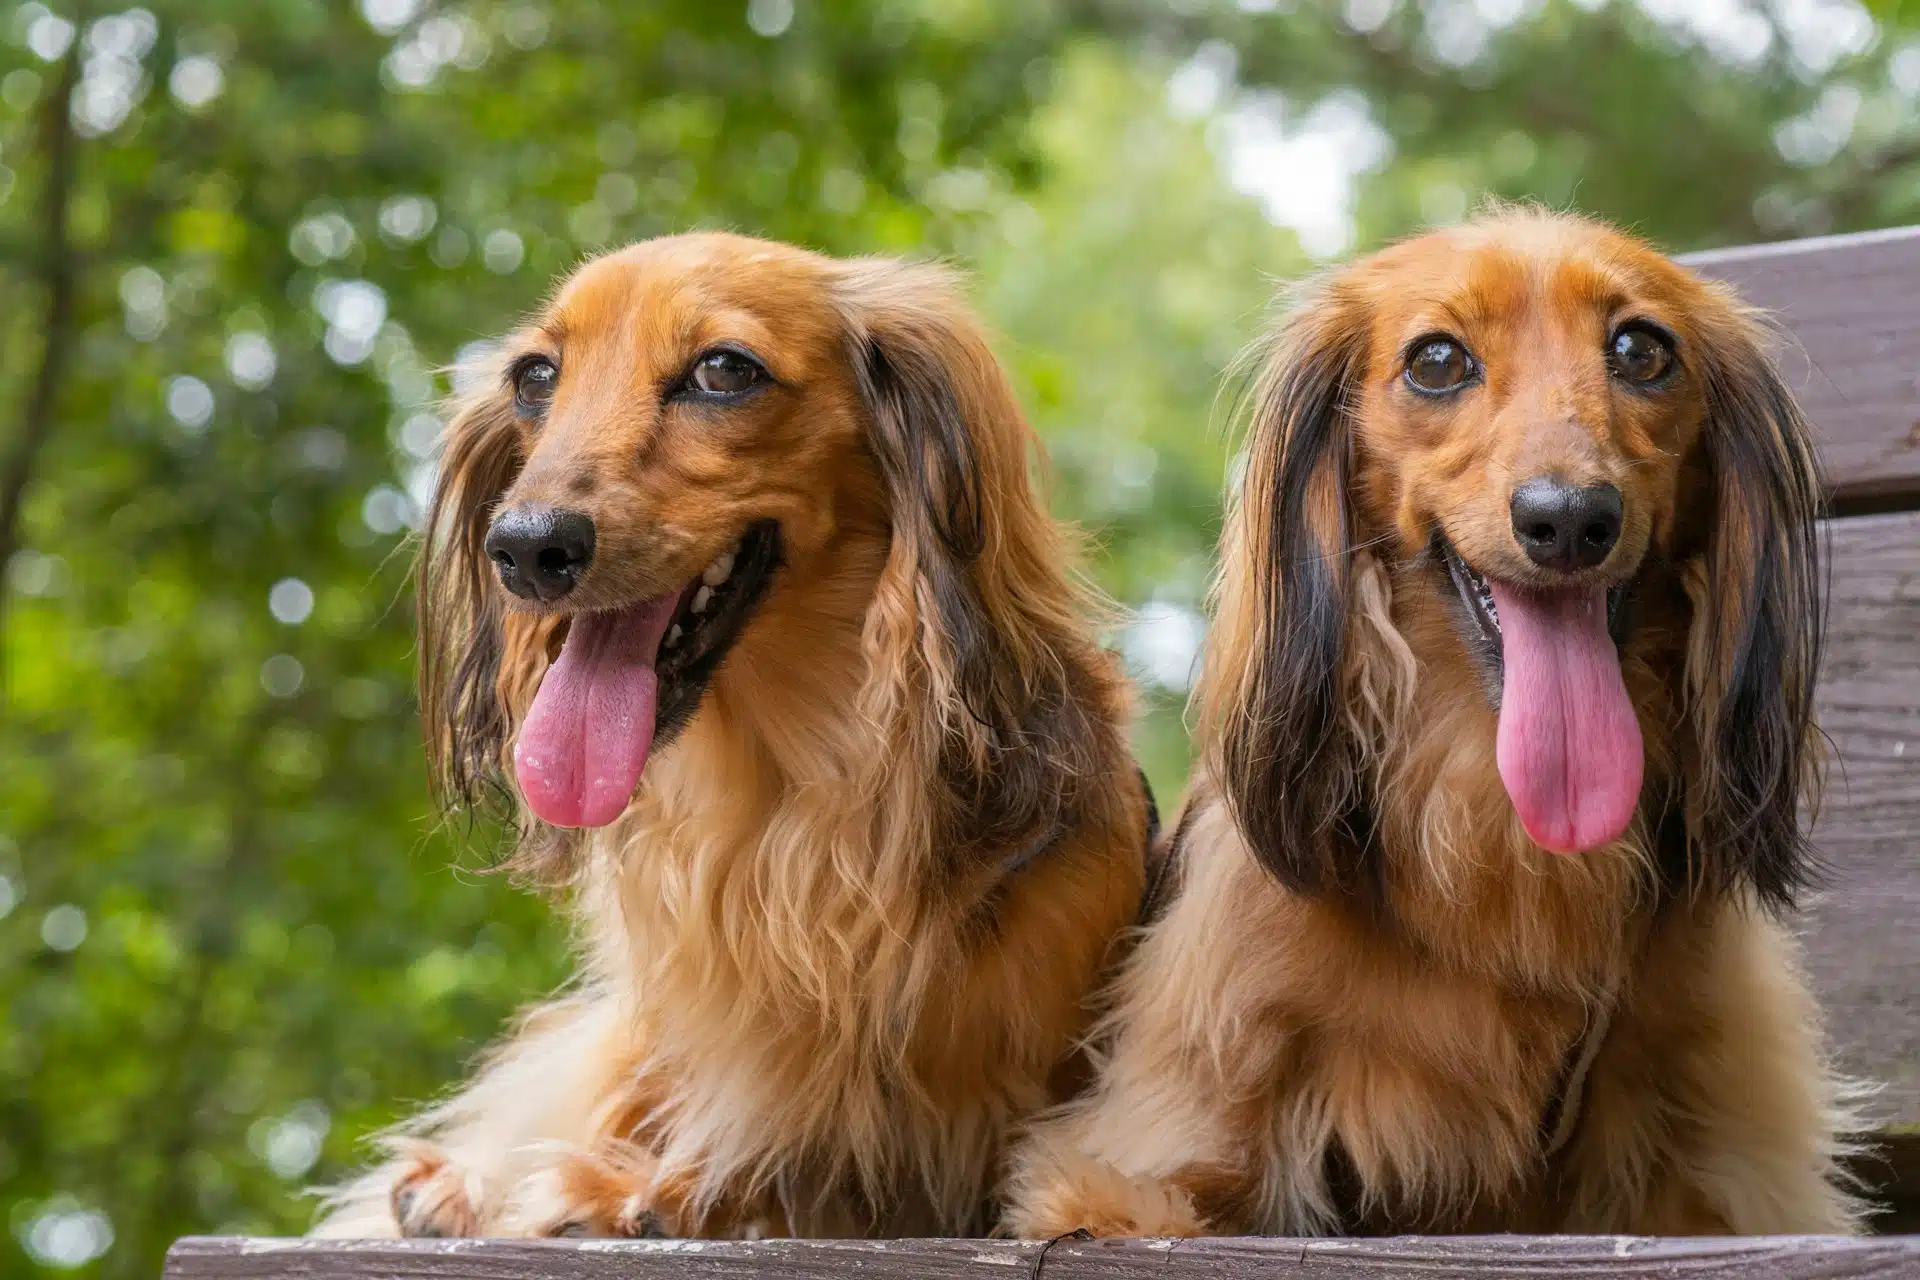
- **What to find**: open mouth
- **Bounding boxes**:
[1432,534,1643,856]
[653,520,782,742]
[1437,536,1631,683]
[512,520,782,828]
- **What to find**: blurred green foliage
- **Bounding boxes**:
[2,1,1917,1273]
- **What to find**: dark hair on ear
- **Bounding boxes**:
[1686,300,1827,912]
[416,383,524,818]
[1206,280,1375,897]
[857,334,987,580]
[836,260,1121,860]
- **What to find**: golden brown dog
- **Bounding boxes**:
[313,233,1151,1238]
[1005,209,1864,1237]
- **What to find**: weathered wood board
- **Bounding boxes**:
[1809,512,1920,1130]
[164,1233,1920,1280]
[1688,226,1920,513]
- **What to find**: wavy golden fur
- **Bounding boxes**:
[315,233,1149,1238]
[1006,209,1865,1238]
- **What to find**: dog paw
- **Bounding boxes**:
[502,1150,679,1239]
[1004,1157,1209,1239]
[390,1145,480,1238]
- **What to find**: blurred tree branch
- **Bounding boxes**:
[1075,0,1806,247]
[0,17,84,669]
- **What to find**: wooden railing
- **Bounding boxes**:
[166,224,1920,1276]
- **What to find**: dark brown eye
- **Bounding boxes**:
[1405,336,1473,394]
[512,357,558,412]
[687,349,765,398]
[1608,324,1674,385]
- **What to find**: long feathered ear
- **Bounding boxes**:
[1201,279,1372,895]
[834,260,1111,853]
[1684,295,1826,912]
[417,372,525,817]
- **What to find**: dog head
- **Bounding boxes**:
[420,233,1101,859]
[1206,208,1823,909]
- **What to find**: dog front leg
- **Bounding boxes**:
[1001,1008,1269,1238]
[312,993,648,1238]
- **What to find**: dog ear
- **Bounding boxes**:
[416,371,525,818]
[1203,280,1373,896]
[1683,296,1826,911]
[835,261,1108,852]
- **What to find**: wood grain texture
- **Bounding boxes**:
[1684,226,1920,512]
[163,1234,1920,1280]
[1805,511,1920,1129]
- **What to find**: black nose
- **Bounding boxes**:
[1509,478,1621,572]
[484,506,595,601]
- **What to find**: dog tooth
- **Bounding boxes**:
[702,549,735,586]
[667,624,683,647]
[692,586,713,613]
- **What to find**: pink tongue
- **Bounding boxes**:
[513,595,678,828]
[1486,582,1642,854]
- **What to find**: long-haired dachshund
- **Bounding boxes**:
[314,233,1151,1238]
[1005,209,1864,1237]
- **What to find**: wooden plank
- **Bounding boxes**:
[1806,511,1920,1129]
[163,1233,1920,1279]
[1684,226,1920,513]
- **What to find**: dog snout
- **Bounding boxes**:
[1509,477,1621,573]
[485,506,596,602]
